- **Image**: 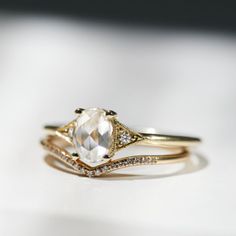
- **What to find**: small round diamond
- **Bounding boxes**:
[119,132,131,145]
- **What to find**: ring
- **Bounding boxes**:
[41,108,201,177]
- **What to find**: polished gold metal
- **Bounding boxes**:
[41,108,201,177]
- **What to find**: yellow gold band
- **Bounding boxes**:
[41,135,189,177]
[44,125,200,148]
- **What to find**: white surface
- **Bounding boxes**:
[0,15,236,236]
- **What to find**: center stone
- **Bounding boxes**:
[73,108,113,164]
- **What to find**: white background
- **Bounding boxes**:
[0,14,236,236]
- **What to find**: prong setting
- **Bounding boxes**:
[103,154,111,159]
[105,109,117,118]
[72,152,79,157]
[75,108,85,114]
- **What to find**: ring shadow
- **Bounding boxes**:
[44,153,208,181]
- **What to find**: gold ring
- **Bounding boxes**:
[41,108,201,177]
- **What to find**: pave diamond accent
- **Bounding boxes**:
[41,137,169,177]
[73,108,113,164]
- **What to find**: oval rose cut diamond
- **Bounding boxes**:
[73,108,113,164]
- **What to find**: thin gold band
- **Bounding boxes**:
[41,135,189,177]
[44,125,200,148]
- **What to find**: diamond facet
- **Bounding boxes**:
[73,108,113,164]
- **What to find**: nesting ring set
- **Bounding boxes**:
[41,108,201,177]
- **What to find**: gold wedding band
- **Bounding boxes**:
[41,108,201,177]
